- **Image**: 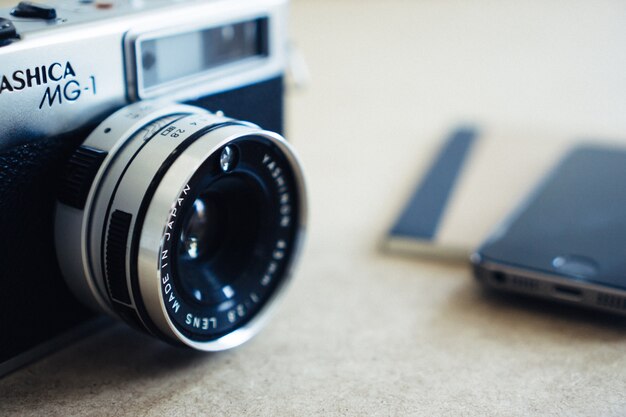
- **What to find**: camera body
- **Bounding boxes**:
[0,0,292,373]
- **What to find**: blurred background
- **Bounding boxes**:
[289,0,626,253]
[290,0,626,135]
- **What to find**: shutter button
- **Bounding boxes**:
[11,1,57,20]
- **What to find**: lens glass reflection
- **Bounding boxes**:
[176,175,263,306]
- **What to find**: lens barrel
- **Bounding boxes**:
[55,101,306,350]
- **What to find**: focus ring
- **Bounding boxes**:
[104,210,133,305]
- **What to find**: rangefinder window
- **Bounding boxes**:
[139,18,269,91]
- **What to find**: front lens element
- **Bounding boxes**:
[176,174,264,306]
[160,137,302,342]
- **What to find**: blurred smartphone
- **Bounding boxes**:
[472,145,626,315]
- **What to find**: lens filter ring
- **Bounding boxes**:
[133,123,306,350]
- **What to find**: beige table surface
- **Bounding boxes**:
[3,1,626,415]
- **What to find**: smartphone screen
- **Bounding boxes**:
[473,145,626,313]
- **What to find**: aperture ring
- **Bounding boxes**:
[55,102,207,317]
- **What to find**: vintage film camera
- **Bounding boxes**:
[0,0,306,374]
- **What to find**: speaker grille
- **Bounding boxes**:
[509,275,539,292]
[596,293,626,311]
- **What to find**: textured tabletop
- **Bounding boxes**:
[3,1,626,415]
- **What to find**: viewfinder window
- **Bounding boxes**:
[139,18,269,91]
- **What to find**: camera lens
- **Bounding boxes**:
[176,175,263,306]
[55,102,306,350]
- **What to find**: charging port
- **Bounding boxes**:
[491,271,506,284]
[553,285,583,301]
